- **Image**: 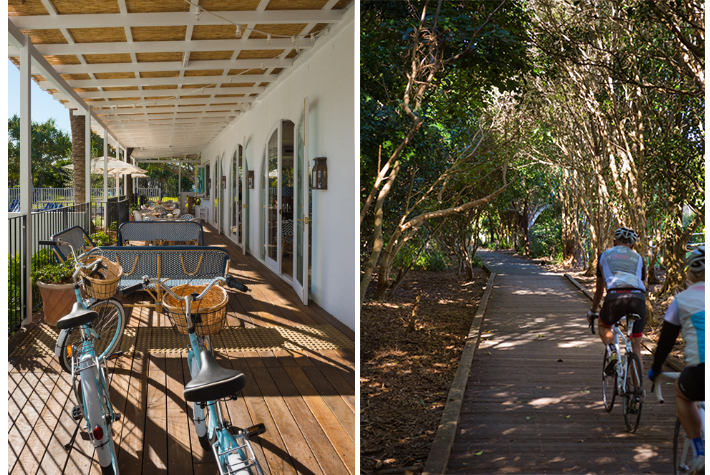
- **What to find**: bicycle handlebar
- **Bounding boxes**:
[136,274,250,303]
[652,372,681,404]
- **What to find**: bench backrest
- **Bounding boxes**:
[88,246,230,281]
[118,221,204,246]
[50,226,94,262]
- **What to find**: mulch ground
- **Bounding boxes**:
[360,268,488,473]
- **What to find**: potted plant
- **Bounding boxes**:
[129,203,140,221]
[32,250,78,326]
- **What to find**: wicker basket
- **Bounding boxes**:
[79,256,123,300]
[163,284,228,335]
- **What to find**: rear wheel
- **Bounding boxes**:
[602,348,616,412]
[58,298,126,373]
[622,352,643,433]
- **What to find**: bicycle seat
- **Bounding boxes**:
[57,302,99,330]
[184,350,246,402]
[626,313,641,321]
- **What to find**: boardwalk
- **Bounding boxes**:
[9,224,355,475]
[447,250,680,474]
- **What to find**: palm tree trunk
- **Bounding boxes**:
[69,109,86,203]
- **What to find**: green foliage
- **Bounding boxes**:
[529,209,562,259]
[30,250,75,285]
[90,231,111,247]
[393,241,452,272]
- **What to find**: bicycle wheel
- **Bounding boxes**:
[673,418,692,474]
[622,352,643,433]
[57,298,126,373]
[602,347,616,412]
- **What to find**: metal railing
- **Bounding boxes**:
[9,215,27,336]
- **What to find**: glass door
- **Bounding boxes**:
[243,155,249,255]
[231,146,244,251]
[281,122,294,279]
[265,129,279,272]
[214,161,220,232]
[293,102,311,304]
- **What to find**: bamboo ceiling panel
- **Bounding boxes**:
[8,0,353,158]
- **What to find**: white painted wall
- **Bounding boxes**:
[198,10,356,329]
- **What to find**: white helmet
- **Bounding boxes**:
[687,246,705,274]
[614,227,638,245]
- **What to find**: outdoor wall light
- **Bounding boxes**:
[312,157,327,190]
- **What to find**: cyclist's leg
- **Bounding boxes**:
[628,296,646,377]
[675,365,704,441]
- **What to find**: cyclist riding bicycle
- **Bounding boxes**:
[587,227,647,385]
[648,246,705,475]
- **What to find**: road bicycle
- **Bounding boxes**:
[40,239,128,374]
[136,274,266,475]
[38,240,140,474]
[653,372,706,474]
[590,313,645,432]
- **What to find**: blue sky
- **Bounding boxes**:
[7,59,73,134]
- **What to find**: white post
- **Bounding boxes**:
[20,34,33,325]
[85,105,91,207]
[178,162,182,208]
[115,144,120,199]
[103,128,108,228]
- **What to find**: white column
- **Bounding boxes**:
[115,143,120,199]
[178,163,182,207]
[85,105,91,206]
[20,34,32,324]
[103,128,108,227]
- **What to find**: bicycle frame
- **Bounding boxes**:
[610,316,635,396]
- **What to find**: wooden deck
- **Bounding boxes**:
[9,224,355,475]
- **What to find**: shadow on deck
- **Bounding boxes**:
[9,223,355,475]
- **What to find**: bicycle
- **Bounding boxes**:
[39,238,128,373]
[135,274,266,475]
[653,372,706,474]
[37,240,142,475]
[590,312,645,432]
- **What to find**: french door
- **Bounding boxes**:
[231,145,248,254]
[293,102,311,304]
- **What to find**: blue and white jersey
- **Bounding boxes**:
[664,282,705,366]
[597,245,646,292]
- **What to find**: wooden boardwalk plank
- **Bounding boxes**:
[166,354,194,475]
[143,352,168,473]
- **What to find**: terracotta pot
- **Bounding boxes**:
[37,281,76,327]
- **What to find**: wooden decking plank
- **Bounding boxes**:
[296,366,355,436]
[239,351,298,475]
[143,352,168,473]
[12,370,66,475]
[245,354,324,475]
[310,350,355,389]
[165,354,194,475]
[118,352,149,474]
[268,364,352,475]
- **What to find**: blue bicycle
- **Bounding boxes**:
[38,240,140,474]
[137,274,265,475]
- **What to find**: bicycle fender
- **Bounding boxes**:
[55,329,68,359]
[80,354,114,470]
[189,354,207,438]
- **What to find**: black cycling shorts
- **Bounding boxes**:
[678,364,705,401]
[600,292,646,337]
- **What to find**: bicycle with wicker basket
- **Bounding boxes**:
[135,274,266,475]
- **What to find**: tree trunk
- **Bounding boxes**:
[69,109,86,203]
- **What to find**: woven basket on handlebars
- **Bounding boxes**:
[79,256,123,300]
[162,284,228,335]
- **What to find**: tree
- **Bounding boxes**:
[8,115,72,188]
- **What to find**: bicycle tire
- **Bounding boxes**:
[57,298,126,373]
[602,347,616,412]
[622,352,643,433]
[673,418,692,474]
[197,401,218,452]
[80,355,118,474]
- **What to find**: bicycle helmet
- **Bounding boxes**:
[614,226,638,245]
[687,246,704,274]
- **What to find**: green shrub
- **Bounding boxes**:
[413,248,451,271]
[91,231,111,246]
[31,250,75,285]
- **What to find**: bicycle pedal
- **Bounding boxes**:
[72,405,83,421]
[114,413,121,422]
[108,350,123,360]
[244,423,266,438]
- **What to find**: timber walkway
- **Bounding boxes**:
[446,250,679,474]
[9,224,355,475]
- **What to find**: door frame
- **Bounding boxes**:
[292,100,310,304]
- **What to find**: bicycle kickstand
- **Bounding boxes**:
[64,406,84,451]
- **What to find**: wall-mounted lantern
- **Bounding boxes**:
[312,157,327,190]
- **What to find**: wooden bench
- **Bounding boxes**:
[86,246,230,311]
[48,225,95,262]
[118,221,204,246]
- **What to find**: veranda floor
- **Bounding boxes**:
[8,224,355,475]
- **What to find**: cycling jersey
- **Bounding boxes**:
[597,245,646,292]
[663,282,705,366]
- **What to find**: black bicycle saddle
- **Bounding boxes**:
[57,302,99,330]
[184,349,246,402]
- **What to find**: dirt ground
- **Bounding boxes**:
[360,254,688,474]
[360,268,488,474]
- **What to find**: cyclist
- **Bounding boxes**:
[587,227,647,386]
[648,246,705,475]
